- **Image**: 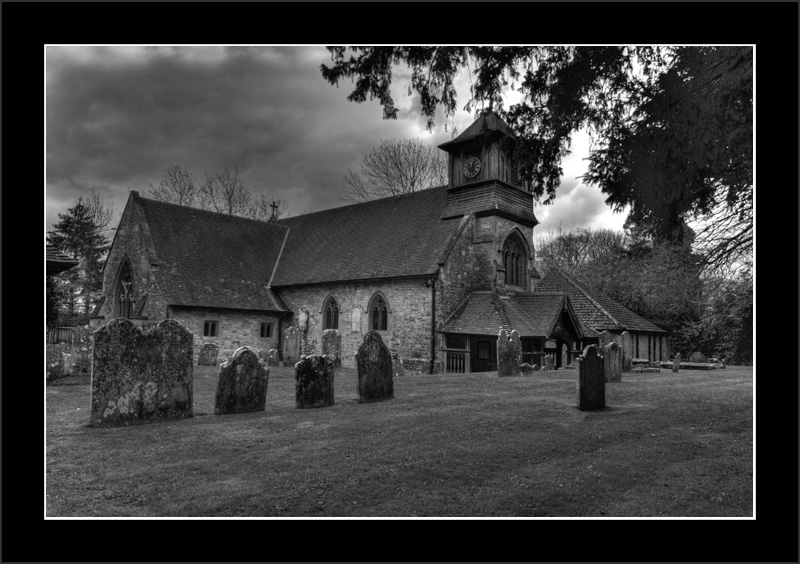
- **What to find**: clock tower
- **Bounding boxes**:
[438,110,540,293]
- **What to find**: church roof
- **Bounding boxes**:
[438,110,515,150]
[132,193,290,312]
[537,268,665,333]
[442,291,586,338]
[271,185,464,286]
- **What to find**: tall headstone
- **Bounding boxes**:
[604,342,622,383]
[295,355,335,408]
[355,331,394,403]
[598,330,614,347]
[577,345,605,411]
[497,328,522,377]
[321,329,342,367]
[689,351,707,363]
[543,354,555,371]
[620,331,633,372]
[215,346,269,415]
[672,352,681,373]
[283,326,300,364]
[90,318,193,426]
[198,342,219,366]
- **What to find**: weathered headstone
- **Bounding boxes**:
[532,364,540,372]
[543,354,555,371]
[355,331,394,403]
[497,328,522,377]
[214,346,269,415]
[604,342,622,383]
[577,345,605,411]
[598,330,614,347]
[672,352,682,373]
[295,355,335,408]
[520,363,534,375]
[46,342,70,381]
[391,353,405,378]
[689,351,707,363]
[198,342,219,366]
[267,348,279,367]
[620,331,633,372]
[283,326,300,363]
[321,329,342,367]
[90,318,193,426]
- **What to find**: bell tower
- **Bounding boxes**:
[438,110,540,294]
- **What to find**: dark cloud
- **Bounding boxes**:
[46,46,624,236]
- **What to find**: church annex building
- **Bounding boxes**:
[92,111,667,373]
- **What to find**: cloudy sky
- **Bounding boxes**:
[45,45,627,237]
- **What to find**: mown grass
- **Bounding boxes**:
[45,365,753,517]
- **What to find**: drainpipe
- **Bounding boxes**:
[430,275,436,375]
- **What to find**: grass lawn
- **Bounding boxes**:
[45,364,753,518]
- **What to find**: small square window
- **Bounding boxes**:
[260,322,272,339]
[203,320,218,337]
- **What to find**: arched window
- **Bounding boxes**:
[502,232,527,289]
[369,293,388,331]
[115,258,134,318]
[323,295,339,330]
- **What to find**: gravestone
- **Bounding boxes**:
[532,364,540,372]
[198,342,219,366]
[598,330,614,347]
[69,326,94,375]
[90,318,193,426]
[620,331,633,372]
[497,328,522,377]
[215,346,269,415]
[267,349,279,367]
[577,345,605,411]
[520,363,534,375]
[283,326,300,364]
[604,342,622,383]
[543,354,555,371]
[391,353,405,378]
[355,331,394,403]
[672,352,681,373]
[689,351,707,363]
[46,342,70,381]
[321,329,342,367]
[295,355,335,408]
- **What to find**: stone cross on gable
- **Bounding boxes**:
[269,200,279,222]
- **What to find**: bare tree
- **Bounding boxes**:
[85,186,117,233]
[339,138,448,203]
[144,164,198,207]
[146,165,290,221]
[535,226,628,277]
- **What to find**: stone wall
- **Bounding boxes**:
[168,306,282,364]
[278,278,433,369]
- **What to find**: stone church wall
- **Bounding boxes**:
[168,306,282,364]
[278,278,433,370]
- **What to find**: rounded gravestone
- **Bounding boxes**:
[355,331,394,403]
[215,346,269,415]
[688,351,707,363]
[295,355,335,408]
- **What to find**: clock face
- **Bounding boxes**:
[462,156,481,179]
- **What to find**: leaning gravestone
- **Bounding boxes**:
[497,328,522,377]
[321,329,342,367]
[215,346,269,415]
[295,355,335,408]
[604,342,622,383]
[284,326,300,364]
[577,345,605,411]
[198,342,219,366]
[620,331,633,372]
[90,318,193,426]
[672,352,682,373]
[689,351,707,363]
[355,331,394,403]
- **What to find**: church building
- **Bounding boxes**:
[92,111,662,372]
